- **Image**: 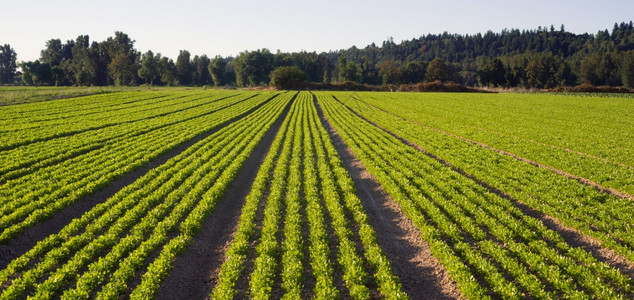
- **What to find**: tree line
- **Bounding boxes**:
[1,21,633,88]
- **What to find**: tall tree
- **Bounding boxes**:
[0,44,17,84]
[192,54,211,85]
[100,32,138,85]
[66,35,97,86]
[40,39,70,86]
[208,55,227,87]
[402,61,427,84]
[138,50,159,85]
[376,59,402,85]
[108,53,136,86]
[233,49,274,87]
[40,39,64,66]
[176,50,193,85]
[477,58,506,87]
[622,51,634,88]
[20,61,53,86]
[337,54,360,82]
[425,58,450,82]
[158,56,177,86]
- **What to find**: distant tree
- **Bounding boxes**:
[318,52,335,83]
[376,59,402,85]
[158,56,177,86]
[425,58,450,82]
[234,49,274,86]
[20,60,53,86]
[269,66,306,89]
[138,50,159,85]
[208,55,226,87]
[579,52,621,86]
[337,54,360,82]
[108,53,136,86]
[295,51,322,82]
[622,51,634,88]
[193,55,211,85]
[477,58,506,87]
[40,39,65,66]
[0,44,17,84]
[65,35,97,86]
[100,32,138,85]
[176,50,193,85]
[402,61,427,84]
[40,39,70,86]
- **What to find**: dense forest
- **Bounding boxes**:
[1,21,633,89]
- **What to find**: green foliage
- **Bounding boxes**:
[0,44,17,84]
[234,49,275,87]
[319,92,634,299]
[192,54,211,85]
[425,58,450,82]
[269,66,306,89]
[338,54,360,83]
[477,58,505,87]
[138,50,159,85]
[176,50,193,85]
[376,59,402,85]
[622,51,634,88]
[208,55,227,87]
[20,60,53,86]
[108,53,137,86]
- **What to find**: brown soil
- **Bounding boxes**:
[512,201,634,279]
[155,96,293,300]
[0,96,275,270]
[314,96,463,299]
[334,96,634,282]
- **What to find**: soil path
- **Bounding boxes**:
[155,95,293,300]
[0,95,277,269]
[334,95,634,281]
[314,95,463,299]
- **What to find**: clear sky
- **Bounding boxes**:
[3,0,633,62]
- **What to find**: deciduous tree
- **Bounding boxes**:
[0,44,17,84]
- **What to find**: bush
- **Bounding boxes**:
[269,66,306,90]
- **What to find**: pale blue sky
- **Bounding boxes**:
[3,0,633,62]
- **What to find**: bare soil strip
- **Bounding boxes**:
[155,95,293,300]
[334,96,634,281]
[352,97,634,201]
[0,95,278,270]
[314,96,463,299]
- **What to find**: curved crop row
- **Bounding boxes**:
[336,92,634,263]
[0,92,275,242]
[317,93,632,299]
[0,91,292,299]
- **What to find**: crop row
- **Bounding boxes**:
[1,91,247,150]
[351,92,634,194]
[212,92,406,299]
[0,92,276,242]
[316,93,632,299]
[0,90,249,176]
[335,92,634,263]
[0,91,293,299]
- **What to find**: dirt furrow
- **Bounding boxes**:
[314,96,463,299]
[0,94,278,270]
[332,95,634,282]
[155,94,293,300]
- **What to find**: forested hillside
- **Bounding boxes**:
[1,21,633,88]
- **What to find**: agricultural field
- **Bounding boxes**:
[0,89,632,299]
